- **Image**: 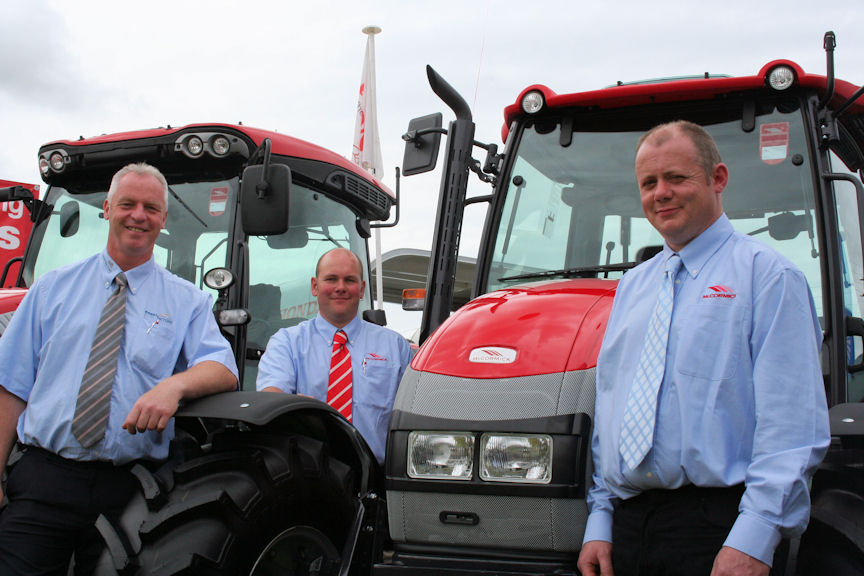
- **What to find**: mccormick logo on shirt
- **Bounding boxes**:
[362,353,388,375]
[702,285,737,299]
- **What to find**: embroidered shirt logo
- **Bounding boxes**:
[362,353,388,375]
[469,347,517,364]
[702,285,737,299]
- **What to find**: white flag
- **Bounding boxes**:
[352,26,383,178]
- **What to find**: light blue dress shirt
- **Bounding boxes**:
[0,251,238,464]
[256,313,412,463]
[584,215,830,565]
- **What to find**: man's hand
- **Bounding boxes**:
[122,380,182,434]
[122,361,236,434]
[711,546,770,576]
[0,386,26,503]
[577,540,614,576]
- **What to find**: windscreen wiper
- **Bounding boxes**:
[498,262,636,282]
[168,186,208,228]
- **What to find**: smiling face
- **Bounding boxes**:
[635,126,728,252]
[103,171,167,270]
[311,248,366,328]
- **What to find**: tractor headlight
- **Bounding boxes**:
[480,433,552,483]
[408,431,474,480]
[767,65,796,91]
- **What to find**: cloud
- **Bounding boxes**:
[0,2,99,110]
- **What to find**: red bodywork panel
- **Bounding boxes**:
[41,123,394,199]
[0,289,27,315]
[502,60,864,142]
[412,278,618,378]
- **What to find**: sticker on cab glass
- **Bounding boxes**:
[209,187,228,216]
[469,346,517,364]
[759,122,790,165]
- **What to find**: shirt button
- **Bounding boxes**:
[646,472,653,478]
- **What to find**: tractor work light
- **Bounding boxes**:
[217,308,249,326]
[408,431,474,480]
[175,132,247,159]
[39,149,70,175]
[767,65,796,91]
[479,433,552,483]
[204,267,234,290]
[50,152,65,171]
[211,135,231,157]
[186,136,205,157]
[521,91,545,114]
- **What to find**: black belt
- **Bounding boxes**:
[620,483,745,509]
[20,445,132,471]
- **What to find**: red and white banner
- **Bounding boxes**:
[0,179,38,287]
[352,26,383,179]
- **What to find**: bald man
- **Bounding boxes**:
[256,248,411,463]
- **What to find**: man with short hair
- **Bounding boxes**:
[257,247,411,464]
[577,121,830,576]
[0,162,238,574]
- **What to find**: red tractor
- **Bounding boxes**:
[384,31,864,575]
[0,123,399,574]
[6,31,864,575]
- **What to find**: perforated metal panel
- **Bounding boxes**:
[388,491,587,552]
[395,367,595,420]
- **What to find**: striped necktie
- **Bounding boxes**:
[619,254,682,470]
[72,272,128,447]
[327,329,353,421]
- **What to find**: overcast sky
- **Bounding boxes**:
[1,0,863,261]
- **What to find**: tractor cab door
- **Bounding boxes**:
[241,182,375,389]
[824,148,864,404]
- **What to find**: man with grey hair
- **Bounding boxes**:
[0,162,238,573]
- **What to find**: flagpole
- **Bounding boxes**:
[353,25,386,313]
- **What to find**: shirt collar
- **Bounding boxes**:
[99,250,157,295]
[665,214,734,279]
[313,313,362,344]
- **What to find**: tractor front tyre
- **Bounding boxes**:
[98,429,355,576]
[797,527,864,575]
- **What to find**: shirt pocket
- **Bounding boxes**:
[676,303,745,381]
[358,361,401,405]
[129,316,179,379]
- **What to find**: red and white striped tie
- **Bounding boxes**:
[327,330,352,421]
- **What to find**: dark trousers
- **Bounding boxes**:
[612,484,788,576]
[0,446,138,576]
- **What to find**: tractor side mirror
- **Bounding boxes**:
[59,201,80,238]
[402,113,443,176]
[240,163,291,236]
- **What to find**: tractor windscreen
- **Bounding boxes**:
[488,96,830,318]
[27,178,239,298]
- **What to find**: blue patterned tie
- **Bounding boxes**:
[619,254,682,470]
[72,272,128,447]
